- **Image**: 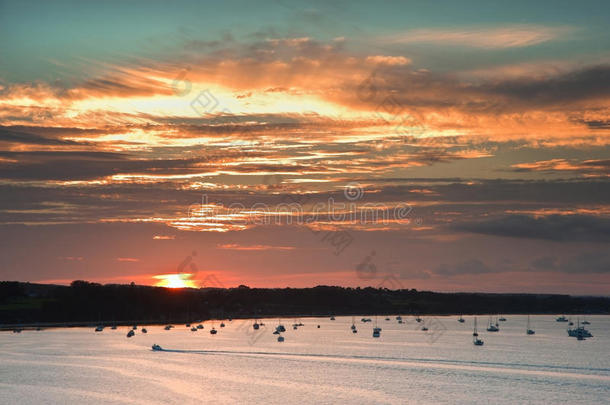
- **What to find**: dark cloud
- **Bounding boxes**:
[531,251,610,274]
[435,258,493,276]
[455,214,610,242]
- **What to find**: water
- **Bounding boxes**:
[1,315,608,404]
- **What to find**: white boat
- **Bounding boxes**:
[152,344,162,351]
[487,316,499,332]
[526,315,535,335]
[473,317,484,346]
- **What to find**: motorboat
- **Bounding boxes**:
[95,325,104,332]
[499,316,507,322]
[220,322,225,328]
[210,328,217,335]
[152,344,162,351]
[190,327,197,332]
[277,335,285,342]
[141,328,147,334]
[197,324,204,329]
[126,330,135,338]
[164,325,172,330]
[556,315,568,322]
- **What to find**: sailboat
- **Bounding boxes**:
[473,317,484,346]
[567,318,593,338]
[351,316,357,333]
[458,315,465,323]
[526,315,535,335]
[487,316,499,332]
[373,315,381,338]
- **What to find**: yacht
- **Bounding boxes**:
[473,317,484,346]
[152,344,162,351]
[526,315,535,335]
[373,315,382,338]
[556,315,568,322]
[487,317,499,332]
[567,320,593,338]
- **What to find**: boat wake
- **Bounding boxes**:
[151,347,610,381]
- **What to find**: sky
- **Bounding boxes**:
[0,0,609,294]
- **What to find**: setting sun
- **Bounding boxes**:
[153,273,198,288]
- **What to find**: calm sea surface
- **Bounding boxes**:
[1,315,609,404]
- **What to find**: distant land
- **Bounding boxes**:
[1,281,609,328]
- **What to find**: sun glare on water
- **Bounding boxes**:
[153,273,198,288]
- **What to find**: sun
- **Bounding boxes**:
[153,273,198,288]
